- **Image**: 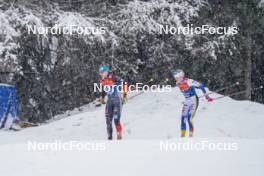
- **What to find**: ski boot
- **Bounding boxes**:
[181,130,186,137]
[189,129,194,137]
[108,135,113,140]
[117,131,122,140]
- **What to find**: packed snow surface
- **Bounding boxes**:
[0,88,264,176]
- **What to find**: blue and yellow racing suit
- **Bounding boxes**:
[176,78,207,137]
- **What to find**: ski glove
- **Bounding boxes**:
[99,96,106,104]
[206,95,213,102]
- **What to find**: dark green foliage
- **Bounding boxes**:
[0,0,263,122]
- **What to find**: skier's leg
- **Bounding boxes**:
[181,103,189,137]
[188,96,199,137]
[113,95,122,139]
[105,98,114,140]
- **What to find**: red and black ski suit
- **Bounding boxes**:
[100,73,127,140]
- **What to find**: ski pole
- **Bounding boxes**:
[128,91,144,100]
[128,78,154,100]
[211,82,240,94]
[199,82,240,98]
[128,77,169,101]
[212,86,263,101]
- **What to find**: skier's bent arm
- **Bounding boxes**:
[188,79,205,92]
[113,75,128,103]
[188,79,211,98]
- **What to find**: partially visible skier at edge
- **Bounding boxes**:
[172,69,213,137]
[98,65,128,140]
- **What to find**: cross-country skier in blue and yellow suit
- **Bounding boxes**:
[172,69,213,137]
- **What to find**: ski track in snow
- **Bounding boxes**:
[0,88,264,176]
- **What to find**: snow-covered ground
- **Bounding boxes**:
[0,88,264,176]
